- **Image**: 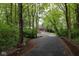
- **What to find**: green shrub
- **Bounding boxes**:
[72,37,79,45]
[24,28,37,38]
[71,28,79,39]
[58,28,68,37]
[0,23,19,52]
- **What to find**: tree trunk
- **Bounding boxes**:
[10,3,12,23]
[17,3,24,48]
[5,4,9,24]
[76,4,79,28]
[31,4,35,38]
[65,3,71,39]
[15,3,16,24]
[36,3,39,37]
[27,4,31,29]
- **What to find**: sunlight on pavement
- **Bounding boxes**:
[37,31,57,37]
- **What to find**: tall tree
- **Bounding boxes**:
[76,4,79,28]
[10,3,12,23]
[35,3,39,37]
[31,4,35,38]
[15,3,16,24]
[27,4,31,29]
[17,3,24,48]
[65,3,71,39]
[5,4,9,24]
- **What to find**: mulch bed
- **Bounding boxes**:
[61,37,79,56]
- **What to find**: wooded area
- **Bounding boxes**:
[0,3,79,55]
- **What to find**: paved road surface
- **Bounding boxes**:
[23,32,65,56]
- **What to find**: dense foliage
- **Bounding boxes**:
[0,22,19,52]
[0,3,79,53]
[43,3,79,44]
